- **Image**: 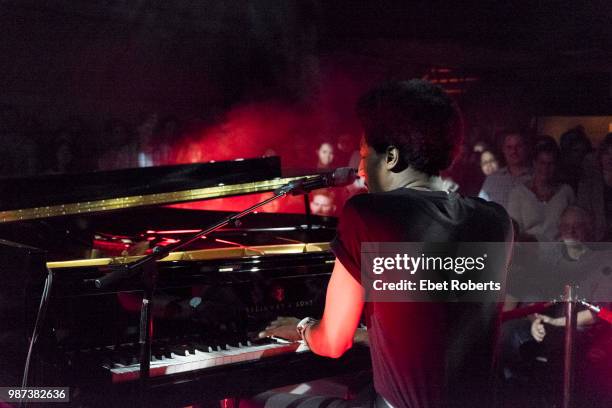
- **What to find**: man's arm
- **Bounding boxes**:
[258,258,365,358]
[531,311,596,342]
[304,258,365,357]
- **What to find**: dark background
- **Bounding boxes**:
[2,0,612,173]
[3,2,612,119]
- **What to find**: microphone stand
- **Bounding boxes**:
[303,194,312,231]
[562,285,577,408]
[93,176,310,406]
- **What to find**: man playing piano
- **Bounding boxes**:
[258,79,513,407]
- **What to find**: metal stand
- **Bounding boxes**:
[303,193,312,230]
[93,178,310,407]
[562,284,577,408]
[137,259,157,406]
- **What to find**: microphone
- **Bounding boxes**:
[275,167,358,195]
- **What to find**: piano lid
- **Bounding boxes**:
[0,157,305,223]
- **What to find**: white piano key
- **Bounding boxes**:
[109,339,306,383]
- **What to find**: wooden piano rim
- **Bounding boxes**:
[46,242,332,269]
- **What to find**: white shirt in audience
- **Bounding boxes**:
[478,167,531,210]
[508,183,575,241]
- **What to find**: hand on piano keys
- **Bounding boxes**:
[258,316,301,342]
[258,317,370,346]
[106,337,306,383]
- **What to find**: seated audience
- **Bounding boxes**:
[501,207,611,407]
[153,115,181,165]
[479,131,532,209]
[335,132,360,168]
[558,126,592,193]
[97,119,138,170]
[45,129,79,174]
[136,112,159,167]
[577,133,612,241]
[443,142,484,196]
[508,143,574,241]
[533,134,557,150]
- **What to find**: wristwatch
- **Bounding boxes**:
[296,317,317,342]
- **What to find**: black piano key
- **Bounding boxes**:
[154,346,173,359]
[127,354,139,365]
[225,339,242,348]
[109,353,127,366]
[168,346,188,356]
[180,342,196,354]
[183,343,198,354]
[101,356,113,369]
[249,337,275,346]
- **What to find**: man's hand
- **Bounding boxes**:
[258,316,301,342]
[535,313,564,326]
[531,316,546,342]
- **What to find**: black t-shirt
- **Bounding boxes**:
[330,188,512,408]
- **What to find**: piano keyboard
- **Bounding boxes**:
[107,338,309,383]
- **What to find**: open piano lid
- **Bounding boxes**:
[0,157,306,223]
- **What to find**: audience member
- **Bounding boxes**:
[62,116,94,171]
[46,129,79,174]
[501,207,609,408]
[479,131,532,209]
[473,140,488,153]
[443,142,485,196]
[559,127,593,193]
[315,141,334,170]
[153,115,181,165]
[309,190,336,216]
[533,134,557,151]
[507,143,574,241]
[136,112,159,167]
[262,148,277,157]
[480,150,499,176]
[577,133,612,241]
[97,119,138,170]
[335,133,359,168]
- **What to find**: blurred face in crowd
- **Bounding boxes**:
[138,113,158,142]
[317,142,334,167]
[480,151,499,176]
[502,134,527,167]
[567,141,590,167]
[262,148,276,157]
[601,145,612,173]
[337,133,356,153]
[473,141,486,153]
[533,151,557,183]
[559,208,591,243]
[310,193,335,216]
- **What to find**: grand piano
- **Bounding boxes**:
[0,157,371,407]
